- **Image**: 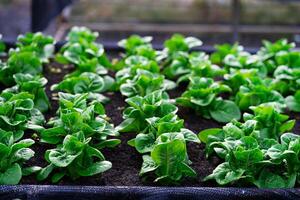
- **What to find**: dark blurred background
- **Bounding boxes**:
[1,0,300,49]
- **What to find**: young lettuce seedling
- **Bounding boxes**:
[257,39,295,74]
[56,26,111,70]
[51,72,114,103]
[0,129,39,185]
[210,43,244,65]
[2,73,50,113]
[117,90,178,133]
[0,92,45,141]
[270,65,300,95]
[40,92,120,148]
[15,32,55,63]
[235,77,285,111]
[115,55,160,88]
[140,131,199,183]
[177,76,241,123]
[285,90,300,112]
[0,51,42,86]
[37,131,112,183]
[120,69,176,98]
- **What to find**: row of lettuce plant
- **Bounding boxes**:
[34,27,120,183]
[115,35,200,183]
[53,27,114,103]
[0,32,55,184]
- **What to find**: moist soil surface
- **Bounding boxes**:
[1,54,299,187]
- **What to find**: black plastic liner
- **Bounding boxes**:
[0,185,300,200]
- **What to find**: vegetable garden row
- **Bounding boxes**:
[0,27,299,188]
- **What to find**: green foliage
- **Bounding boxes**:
[0,51,42,86]
[286,90,300,112]
[199,104,299,188]
[235,77,285,111]
[40,93,119,147]
[2,73,50,112]
[140,131,199,183]
[15,32,55,63]
[223,52,267,77]
[177,77,240,123]
[37,131,112,183]
[210,43,243,65]
[243,104,295,140]
[51,72,114,103]
[224,68,259,94]
[0,92,45,141]
[270,66,300,95]
[118,35,153,56]
[37,92,119,183]
[120,69,176,97]
[117,90,177,133]
[115,55,160,88]
[0,129,38,184]
[163,51,225,81]
[123,92,199,183]
[56,26,111,72]
[163,34,202,56]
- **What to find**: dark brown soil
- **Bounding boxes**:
[1,55,299,187]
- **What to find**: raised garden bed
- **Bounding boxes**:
[1,28,300,199]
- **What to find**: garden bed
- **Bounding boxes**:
[1,28,300,199]
[9,58,298,187]
[14,59,221,186]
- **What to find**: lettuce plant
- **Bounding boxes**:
[210,43,244,65]
[176,77,240,123]
[128,113,184,153]
[274,51,300,68]
[37,131,112,183]
[258,39,295,59]
[163,51,224,82]
[14,32,55,63]
[40,93,120,148]
[51,72,114,103]
[140,131,199,183]
[163,34,202,56]
[243,104,295,140]
[116,35,158,71]
[224,68,259,94]
[118,35,154,57]
[0,129,38,184]
[120,69,176,97]
[286,90,300,112]
[0,51,42,86]
[199,104,298,188]
[125,96,200,183]
[117,90,178,133]
[56,26,111,71]
[2,73,50,112]
[223,52,267,77]
[235,77,285,111]
[160,34,202,75]
[115,55,160,88]
[0,92,45,141]
[270,66,300,95]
